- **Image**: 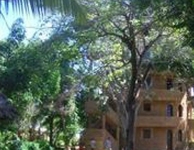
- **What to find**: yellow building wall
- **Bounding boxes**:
[135,127,169,150]
[135,72,189,150]
[135,127,188,150]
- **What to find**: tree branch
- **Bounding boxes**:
[137,32,162,68]
[98,24,123,39]
[108,18,128,37]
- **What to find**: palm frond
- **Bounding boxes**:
[0,0,86,22]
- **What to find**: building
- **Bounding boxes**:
[82,71,194,150]
[83,100,120,150]
[135,71,194,150]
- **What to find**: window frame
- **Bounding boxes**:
[142,129,152,139]
[166,104,173,117]
[143,102,151,112]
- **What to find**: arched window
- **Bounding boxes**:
[166,104,173,116]
[178,130,182,142]
[178,105,183,117]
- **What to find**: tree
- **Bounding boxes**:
[148,0,194,49]
[0,16,83,148]
[165,0,194,47]
[151,28,194,91]
[76,1,171,149]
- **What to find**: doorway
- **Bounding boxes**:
[167,130,173,150]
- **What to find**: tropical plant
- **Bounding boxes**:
[0,0,86,22]
[0,131,53,150]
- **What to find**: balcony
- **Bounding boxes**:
[85,100,119,125]
[135,116,184,127]
[138,89,186,101]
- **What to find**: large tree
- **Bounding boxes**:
[76,1,179,149]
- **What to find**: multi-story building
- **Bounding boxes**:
[83,71,194,150]
[135,71,194,150]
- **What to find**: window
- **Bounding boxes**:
[178,130,182,142]
[178,105,183,117]
[166,104,173,116]
[143,129,151,139]
[166,78,173,90]
[143,102,151,112]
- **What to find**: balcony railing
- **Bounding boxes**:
[138,89,186,101]
[135,116,184,127]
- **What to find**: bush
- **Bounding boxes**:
[0,131,53,150]
[20,140,53,150]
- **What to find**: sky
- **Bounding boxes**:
[0,3,39,40]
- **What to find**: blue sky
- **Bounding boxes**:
[0,4,39,40]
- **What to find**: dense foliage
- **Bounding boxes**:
[1,1,194,150]
[0,17,84,149]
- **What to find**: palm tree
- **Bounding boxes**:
[0,0,85,22]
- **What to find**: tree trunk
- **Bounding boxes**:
[125,27,137,150]
[126,96,136,150]
[49,115,54,146]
